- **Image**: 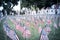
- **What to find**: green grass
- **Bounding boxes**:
[24,22,40,40]
[15,30,25,40]
[7,19,15,30]
[28,26,40,40]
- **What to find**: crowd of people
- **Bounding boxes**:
[20,4,60,15]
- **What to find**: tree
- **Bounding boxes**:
[21,0,60,9]
[0,0,19,15]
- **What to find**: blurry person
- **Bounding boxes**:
[40,28,49,40]
[54,22,58,29]
[23,26,31,38]
[38,26,42,33]
[40,24,51,40]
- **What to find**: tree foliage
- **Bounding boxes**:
[0,0,19,15]
[21,0,60,9]
[0,0,19,6]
